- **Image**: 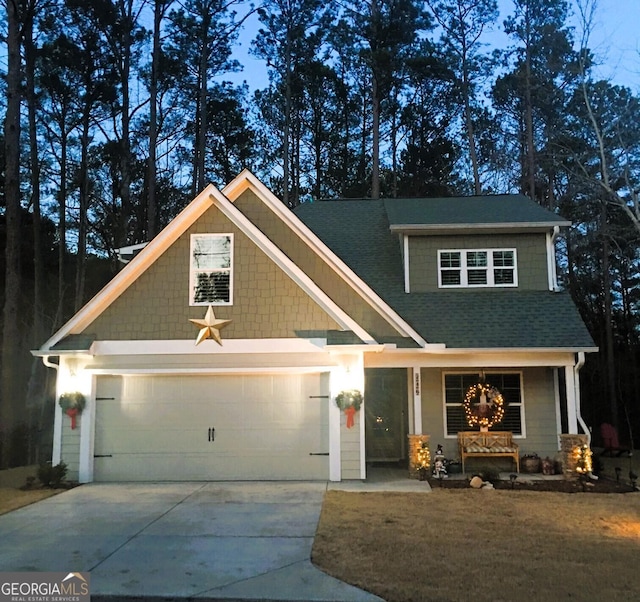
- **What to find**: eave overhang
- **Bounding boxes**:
[390,221,571,235]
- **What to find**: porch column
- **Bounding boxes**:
[564,364,579,434]
[412,366,422,435]
[553,369,562,448]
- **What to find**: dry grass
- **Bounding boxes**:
[312,489,640,602]
[0,466,62,516]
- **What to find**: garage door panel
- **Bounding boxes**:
[94,373,329,481]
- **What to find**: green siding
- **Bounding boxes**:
[420,367,560,462]
[60,415,81,481]
[408,233,549,292]
[83,204,340,340]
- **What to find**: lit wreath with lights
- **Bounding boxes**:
[463,383,505,429]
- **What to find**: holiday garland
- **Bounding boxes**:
[463,382,505,429]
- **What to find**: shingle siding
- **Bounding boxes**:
[408,232,549,292]
[83,204,340,340]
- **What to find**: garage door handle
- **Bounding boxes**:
[309,452,329,456]
[208,427,215,442]
[94,454,113,458]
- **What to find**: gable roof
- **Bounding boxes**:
[37,179,382,352]
[223,171,429,347]
[295,198,596,351]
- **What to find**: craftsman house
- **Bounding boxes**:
[35,171,596,482]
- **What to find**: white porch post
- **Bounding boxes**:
[328,383,341,482]
[553,368,562,448]
[78,374,97,483]
[564,364,579,434]
[329,352,365,482]
[412,366,422,435]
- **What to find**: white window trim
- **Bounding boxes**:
[189,233,234,306]
[442,370,525,439]
[438,248,518,288]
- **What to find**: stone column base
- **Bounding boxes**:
[559,434,590,479]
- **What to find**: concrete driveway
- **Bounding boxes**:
[0,481,382,601]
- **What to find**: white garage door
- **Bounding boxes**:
[93,373,330,481]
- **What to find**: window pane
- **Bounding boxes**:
[501,405,522,435]
[192,236,231,269]
[446,405,468,436]
[494,269,514,284]
[441,270,461,286]
[440,252,461,268]
[467,251,487,267]
[193,272,230,303]
[493,250,514,267]
[468,269,487,285]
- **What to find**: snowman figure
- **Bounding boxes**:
[432,444,448,478]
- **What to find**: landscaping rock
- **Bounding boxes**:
[470,476,484,489]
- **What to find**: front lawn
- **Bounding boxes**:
[312,489,640,602]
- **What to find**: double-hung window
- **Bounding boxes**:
[438,249,517,288]
[190,233,233,305]
[443,372,524,436]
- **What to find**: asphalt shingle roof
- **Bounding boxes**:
[295,198,595,350]
[383,195,571,228]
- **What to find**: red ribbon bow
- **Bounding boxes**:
[65,408,79,430]
[344,406,357,429]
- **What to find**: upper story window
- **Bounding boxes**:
[438,249,517,288]
[190,234,233,305]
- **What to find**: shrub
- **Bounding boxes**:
[37,461,68,488]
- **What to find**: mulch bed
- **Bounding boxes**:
[428,475,636,493]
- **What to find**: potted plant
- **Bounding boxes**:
[58,392,86,430]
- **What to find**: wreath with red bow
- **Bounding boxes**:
[335,389,363,429]
[59,392,86,430]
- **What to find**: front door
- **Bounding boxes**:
[365,368,408,462]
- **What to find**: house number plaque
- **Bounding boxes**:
[415,373,421,396]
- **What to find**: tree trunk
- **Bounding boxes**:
[196,12,210,194]
[57,123,68,325]
[117,0,133,248]
[462,66,481,195]
[147,0,164,239]
[2,0,24,467]
[601,202,619,432]
[282,25,292,207]
[371,72,380,199]
[75,113,90,312]
[523,10,536,201]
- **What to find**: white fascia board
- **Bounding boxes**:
[389,222,571,233]
[87,366,335,376]
[209,186,378,345]
[428,346,599,355]
[40,184,219,351]
[92,338,330,355]
[223,171,428,347]
[365,348,592,369]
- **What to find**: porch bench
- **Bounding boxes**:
[458,431,520,473]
